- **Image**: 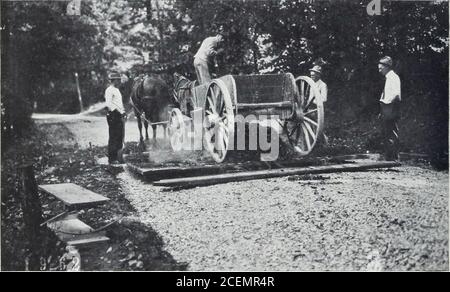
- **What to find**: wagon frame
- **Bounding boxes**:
[168,73,324,163]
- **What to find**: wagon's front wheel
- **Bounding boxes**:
[284,76,324,156]
[203,79,235,163]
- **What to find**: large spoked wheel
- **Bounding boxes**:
[203,79,235,163]
[168,108,186,152]
[284,76,324,156]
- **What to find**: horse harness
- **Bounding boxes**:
[129,75,154,125]
[173,75,196,103]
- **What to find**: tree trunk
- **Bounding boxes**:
[146,0,152,21]
[155,0,165,65]
[19,164,43,271]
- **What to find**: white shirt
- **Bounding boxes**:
[316,79,327,103]
[194,36,221,62]
[380,70,401,104]
[310,79,328,103]
[104,85,125,114]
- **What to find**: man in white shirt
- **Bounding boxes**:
[310,65,328,103]
[193,34,224,84]
[378,56,401,161]
[105,72,126,164]
[310,65,328,145]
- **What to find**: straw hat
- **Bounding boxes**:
[309,65,322,75]
[108,72,122,80]
[379,56,393,67]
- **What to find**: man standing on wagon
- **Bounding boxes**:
[193,33,224,85]
[104,72,126,165]
[378,56,401,161]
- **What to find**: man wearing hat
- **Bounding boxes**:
[378,56,401,161]
[193,33,224,85]
[310,65,328,102]
[309,65,328,144]
[105,72,126,164]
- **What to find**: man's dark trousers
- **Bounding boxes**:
[107,110,125,163]
[380,101,400,161]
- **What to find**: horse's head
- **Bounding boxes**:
[173,72,182,85]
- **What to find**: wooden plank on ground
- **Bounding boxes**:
[127,157,330,181]
[127,162,264,181]
[47,217,109,246]
[39,183,109,208]
[127,163,225,180]
[153,161,401,188]
[329,153,381,161]
[399,152,429,160]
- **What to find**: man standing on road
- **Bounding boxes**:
[309,65,328,145]
[193,33,224,84]
[105,72,126,164]
[378,56,401,161]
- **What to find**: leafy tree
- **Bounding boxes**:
[1,0,448,165]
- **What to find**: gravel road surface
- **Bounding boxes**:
[34,113,449,271]
[118,166,448,271]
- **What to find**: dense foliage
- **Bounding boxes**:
[1,0,448,164]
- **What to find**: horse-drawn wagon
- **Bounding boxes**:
[169,73,324,163]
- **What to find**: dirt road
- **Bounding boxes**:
[33,113,167,148]
[34,114,449,271]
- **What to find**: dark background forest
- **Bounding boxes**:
[1,0,449,166]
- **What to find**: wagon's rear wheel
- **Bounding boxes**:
[203,79,235,163]
[168,108,186,151]
[284,76,324,156]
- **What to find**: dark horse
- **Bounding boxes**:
[130,74,173,149]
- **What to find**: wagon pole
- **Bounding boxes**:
[148,120,170,126]
[74,72,83,112]
[129,96,171,127]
